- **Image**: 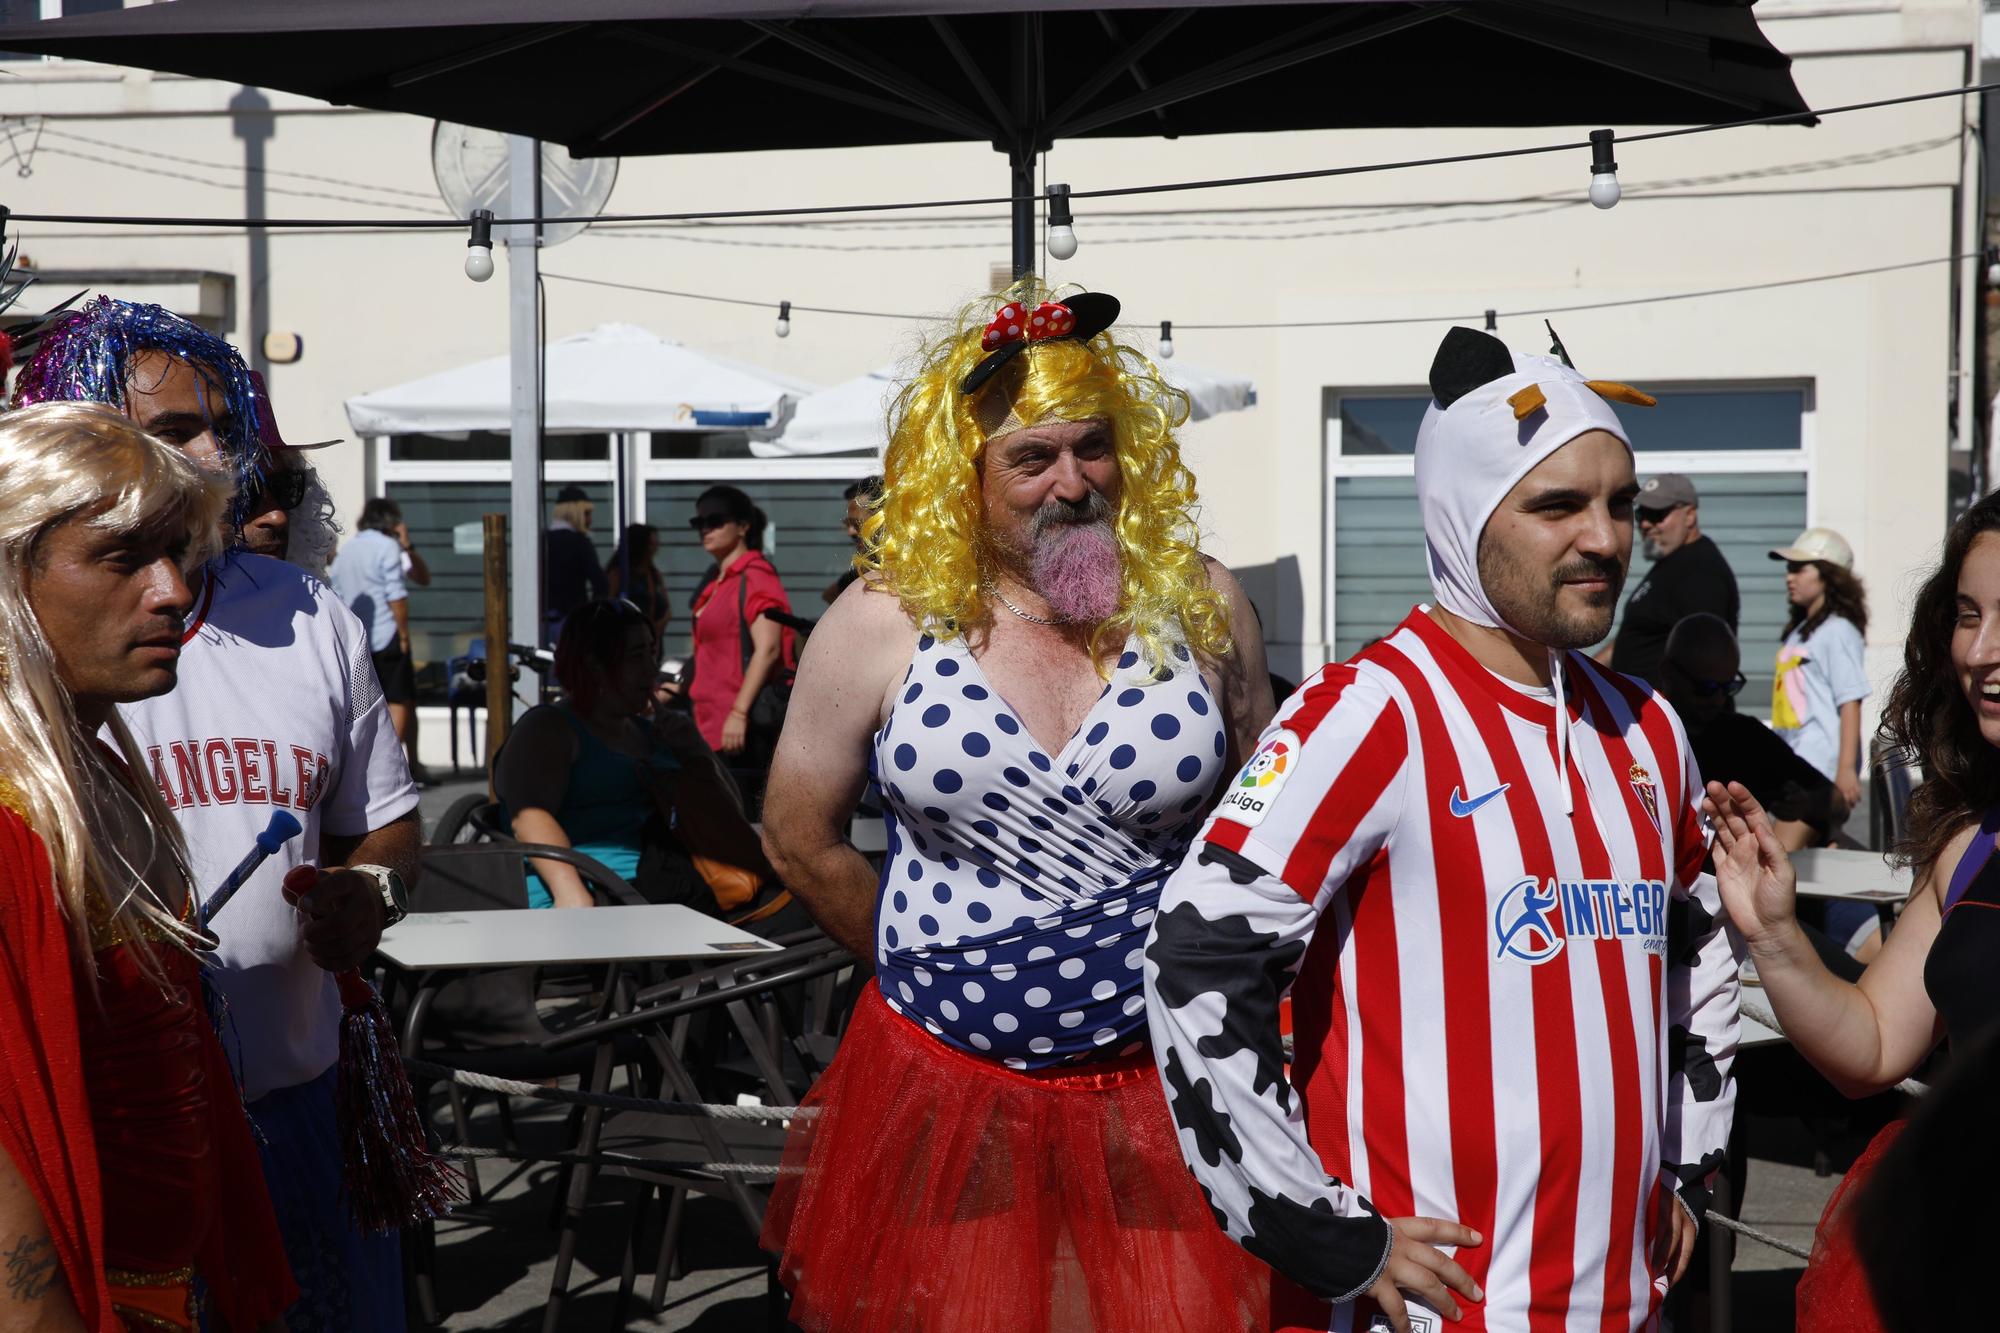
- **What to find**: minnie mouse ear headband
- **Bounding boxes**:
[249,370,342,451]
[959,292,1121,397]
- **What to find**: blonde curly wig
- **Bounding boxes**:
[861,278,1229,670]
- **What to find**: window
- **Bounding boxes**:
[382,477,616,696]
[388,431,609,463]
[1326,386,1812,713]
[1329,385,1807,455]
[369,430,875,703]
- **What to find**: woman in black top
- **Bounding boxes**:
[608,522,672,646]
[1705,487,2000,1332]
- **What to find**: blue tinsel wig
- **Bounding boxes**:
[13,296,264,539]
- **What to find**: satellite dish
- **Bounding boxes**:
[431,122,618,248]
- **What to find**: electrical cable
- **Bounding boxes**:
[0,78,1991,232]
[20,120,443,201]
[542,270,914,320]
[20,131,1951,251]
[537,250,1981,332]
[26,141,441,212]
[570,134,1955,250]
[1177,252,1983,329]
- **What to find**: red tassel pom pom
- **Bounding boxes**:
[334,967,462,1233]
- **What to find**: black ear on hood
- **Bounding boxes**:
[1428,326,1517,409]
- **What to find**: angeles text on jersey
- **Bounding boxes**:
[144,737,334,812]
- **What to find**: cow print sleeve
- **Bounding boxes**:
[1662,871,1740,1222]
[1143,671,1405,1303]
[1145,847,1390,1301]
[1661,730,1743,1224]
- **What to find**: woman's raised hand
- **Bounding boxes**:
[1702,780,1799,949]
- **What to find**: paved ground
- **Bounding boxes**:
[404,1009,1860,1331]
[420,1094,773,1331]
[408,777,1868,1331]
[411,1088,1842,1331]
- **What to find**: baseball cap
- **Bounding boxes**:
[1769,527,1854,570]
[1637,473,1697,509]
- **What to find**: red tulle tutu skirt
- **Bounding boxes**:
[1795,1118,1904,1333]
[762,981,1270,1333]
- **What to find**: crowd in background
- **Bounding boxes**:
[7,282,1988,1333]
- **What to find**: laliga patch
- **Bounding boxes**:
[1218,729,1299,828]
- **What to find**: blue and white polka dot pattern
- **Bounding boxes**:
[873,633,1226,1069]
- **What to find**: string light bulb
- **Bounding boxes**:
[1157,320,1175,359]
[1986,246,1999,287]
[1588,130,1620,210]
[463,208,495,282]
[1046,183,1078,261]
[775,300,792,338]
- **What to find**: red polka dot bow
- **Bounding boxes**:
[981,300,1077,352]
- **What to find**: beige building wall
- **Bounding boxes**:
[0,0,1980,753]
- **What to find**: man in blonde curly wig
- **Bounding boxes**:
[759,281,1275,1332]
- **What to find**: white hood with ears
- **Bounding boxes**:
[1414,333,1634,635]
[1413,326,1645,817]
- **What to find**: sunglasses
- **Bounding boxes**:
[688,513,735,533]
[1692,672,1747,698]
[249,466,309,513]
[1635,505,1680,525]
[1784,561,1814,576]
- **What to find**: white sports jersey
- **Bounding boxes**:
[1144,609,1740,1333]
[119,552,420,1101]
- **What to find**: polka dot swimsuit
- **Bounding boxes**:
[873,631,1226,1069]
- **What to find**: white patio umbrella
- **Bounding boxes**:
[753,366,900,459]
[1159,359,1258,421]
[345,322,816,436]
[756,356,1255,458]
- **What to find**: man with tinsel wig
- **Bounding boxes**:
[758,278,1278,1332]
[13,298,421,1331]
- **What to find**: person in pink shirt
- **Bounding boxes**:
[686,485,795,775]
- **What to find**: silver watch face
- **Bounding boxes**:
[360,865,409,917]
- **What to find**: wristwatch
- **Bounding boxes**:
[353,863,410,928]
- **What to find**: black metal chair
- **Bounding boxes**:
[1869,740,1923,854]
[465,798,512,844]
[533,934,860,1332]
[426,791,489,846]
[390,842,652,1324]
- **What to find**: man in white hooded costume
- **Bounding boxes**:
[1144,325,1741,1333]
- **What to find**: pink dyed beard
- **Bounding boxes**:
[1031,521,1122,624]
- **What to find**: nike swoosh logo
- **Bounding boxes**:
[1449,784,1510,817]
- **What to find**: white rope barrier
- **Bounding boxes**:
[435,1143,788,1179]
[1703,1212,1812,1262]
[403,1058,818,1122]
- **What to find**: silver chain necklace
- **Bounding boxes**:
[988,585,1060,625]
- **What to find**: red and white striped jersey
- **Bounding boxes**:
[1144,608,1740,1333]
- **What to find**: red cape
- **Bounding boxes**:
[0,803,298,1330]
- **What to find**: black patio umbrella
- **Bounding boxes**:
[0,0,1810,274]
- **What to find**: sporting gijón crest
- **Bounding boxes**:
[1628,762,1659,829]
